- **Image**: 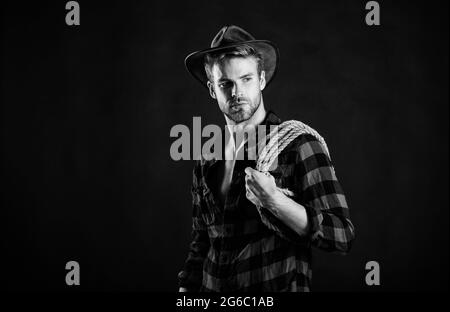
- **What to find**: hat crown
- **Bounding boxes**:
[210,25,256,48]
[185,25,278,89]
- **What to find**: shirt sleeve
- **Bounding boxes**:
[259,134,355,254]
[177,161,211,291]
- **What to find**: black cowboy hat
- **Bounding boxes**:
[185,25,279,89]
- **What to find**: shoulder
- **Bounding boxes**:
[279,133,335,180]
[275,119,331,162]
[287,134,330,162]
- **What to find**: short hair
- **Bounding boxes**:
[204,44,265,83]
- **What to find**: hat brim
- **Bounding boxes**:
[185,40,279,89]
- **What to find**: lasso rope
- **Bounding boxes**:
[252,120,331,231]
[256,120,330,173]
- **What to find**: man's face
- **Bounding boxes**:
[207,56,266,124]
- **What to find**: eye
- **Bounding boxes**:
[243,77,252,82]
[218,82,228,89]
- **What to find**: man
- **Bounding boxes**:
[178,25,355,292]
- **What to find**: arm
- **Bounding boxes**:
[177,161,211,291]
[245,169,310,236]
[263,189,310,236]
[245,134,355,254]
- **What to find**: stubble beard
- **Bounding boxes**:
[224,98,260,124]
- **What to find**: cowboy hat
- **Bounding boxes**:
[185,25,279,88]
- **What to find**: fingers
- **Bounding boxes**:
[245,185,261,206]
[245,168,271,193]
[245,167,267,179]
[244,167,256,176]
[245,177,259,196]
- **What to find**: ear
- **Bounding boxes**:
[259,71,266,91]
[207,81,216,99]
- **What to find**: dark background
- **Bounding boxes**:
[1,0,448,291]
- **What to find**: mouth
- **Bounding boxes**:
[230,101,248,108]
[230,104,246,111]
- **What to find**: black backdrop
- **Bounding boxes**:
[1,0,448,291]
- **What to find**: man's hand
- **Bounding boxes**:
[244,167,278,209]
[179,287,188,292]
[245,167,310,236]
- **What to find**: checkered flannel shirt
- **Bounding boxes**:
[178,111,355,292]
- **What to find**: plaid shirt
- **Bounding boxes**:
[178,111,355,292]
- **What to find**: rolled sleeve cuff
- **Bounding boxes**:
[303,203,324,242]
[259,207,311,247]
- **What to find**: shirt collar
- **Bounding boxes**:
[201,110,282,165]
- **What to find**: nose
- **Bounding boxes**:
[231,82,243,98]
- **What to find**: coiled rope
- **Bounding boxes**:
[256,120,330,173]
[252,120,331,231]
